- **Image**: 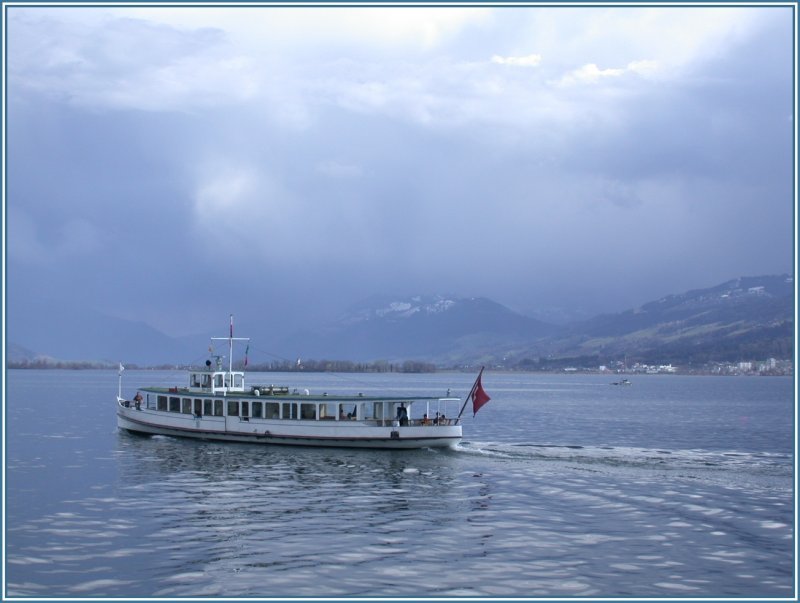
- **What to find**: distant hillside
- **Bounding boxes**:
[6,300,193,366]
[516,274,794,366]
[7,342,36,363]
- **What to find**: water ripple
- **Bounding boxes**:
[5,371,794,597]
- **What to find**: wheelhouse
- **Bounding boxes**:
[187,369,245,395]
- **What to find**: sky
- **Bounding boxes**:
[5,3,796,338]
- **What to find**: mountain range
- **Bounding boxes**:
[6,274,794,368]
[528,274,794,367]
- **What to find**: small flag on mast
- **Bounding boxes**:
[456,367,492,423]
[244,344,250,367]
[472,372,491,417]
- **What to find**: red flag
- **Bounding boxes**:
[472,373,491,416]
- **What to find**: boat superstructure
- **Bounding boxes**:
[116,319,464,449]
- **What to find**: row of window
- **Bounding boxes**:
[151,395,419,422]
[154,395,364,420]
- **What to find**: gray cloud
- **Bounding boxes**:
[6,5,794,341]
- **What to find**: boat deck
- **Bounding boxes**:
[140,386,446,403]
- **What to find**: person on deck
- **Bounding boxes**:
[397,404,409,426]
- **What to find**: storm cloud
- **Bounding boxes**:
[5,5,794,342]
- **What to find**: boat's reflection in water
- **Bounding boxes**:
[116,430,475,596]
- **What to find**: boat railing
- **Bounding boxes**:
[117,397,142,411]
[360,418,454,427]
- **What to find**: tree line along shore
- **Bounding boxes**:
[6,356,792,376]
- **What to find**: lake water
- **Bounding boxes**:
[4,369,795,598]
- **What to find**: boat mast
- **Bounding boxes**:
[210,314,249,376]
[228,314,233,374]
[117,362,124,399]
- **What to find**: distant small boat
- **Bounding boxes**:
[116,318,472,449]
[611,379,632,386]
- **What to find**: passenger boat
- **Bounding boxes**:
[115,319,484,449]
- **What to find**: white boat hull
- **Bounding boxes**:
[117,404,461,449]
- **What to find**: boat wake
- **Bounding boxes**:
[454,440,791,481]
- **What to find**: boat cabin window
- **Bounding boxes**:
[227,401,239,416]
[265,402,279,419]
[193,399,203,416]
[190,373,214,389]
[158,396,168,411]
[339,403,359,420]
[282,402,298,420]
[215,375,224,388]
[320,403,337,420]
[203,400,213,416]
[182,398,192,414]
[373,402,385,420]
[169,397,180,412]
[214,400,224,416]
[233,374,243,389]
[241,402,249,418]
[300,403,317,420]
[252,401,263,418]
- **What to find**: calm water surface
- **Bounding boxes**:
[4,370,795,598]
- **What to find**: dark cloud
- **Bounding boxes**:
[5,6,794,342]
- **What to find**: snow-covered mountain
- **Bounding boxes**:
[338,295,459,325]
[279,295,558,363]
